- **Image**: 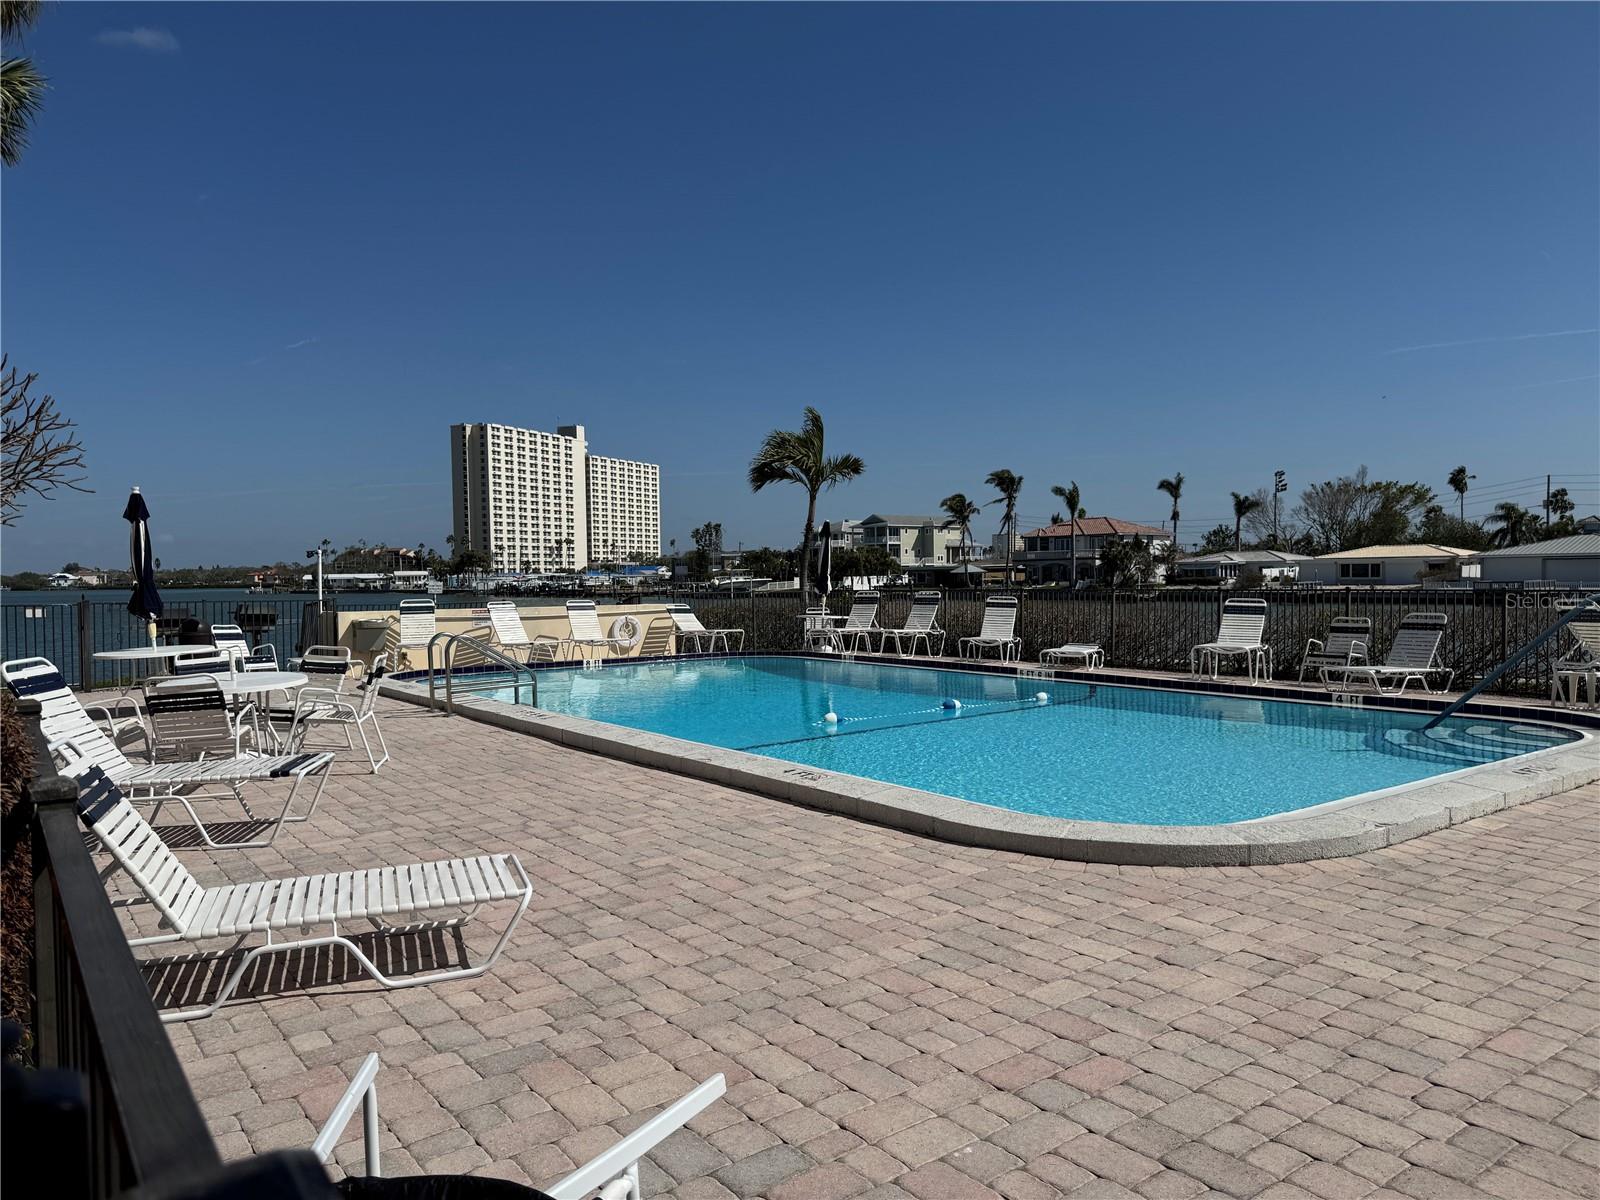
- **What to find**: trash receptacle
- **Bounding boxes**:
[350,617,392,654]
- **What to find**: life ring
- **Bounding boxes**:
[609,614,643,650]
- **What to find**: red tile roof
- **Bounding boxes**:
[1022,517,1170,539]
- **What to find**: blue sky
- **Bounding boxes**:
[3,2,1596,572]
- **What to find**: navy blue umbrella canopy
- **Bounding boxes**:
[124,487,163,634]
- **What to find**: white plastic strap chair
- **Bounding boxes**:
[1299,616,1370,682]
[666,603,745,653]
[836,591,884,653]
[1191,598,1270,682]
[882,591,945,658]
[4,658,333,849]
[1322,612,1453,696]
[287,652,391,772]
[315,1058,724,1199]
[565,599,629,661]
[72,762,532,1022]
[959,596,1022,662]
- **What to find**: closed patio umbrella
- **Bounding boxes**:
[811,521,833,600]
[124,486,163,645]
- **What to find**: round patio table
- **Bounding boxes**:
[94,644,221,694]
[215,671,309,752]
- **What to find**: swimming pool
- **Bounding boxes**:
[469,656,1579,825]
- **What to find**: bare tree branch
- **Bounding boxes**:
[1,355,90,525]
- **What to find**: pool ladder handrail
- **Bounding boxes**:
[1422,593,1597,730]
[426,630,537,715]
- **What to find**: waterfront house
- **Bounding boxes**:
[1017,517,1171,584]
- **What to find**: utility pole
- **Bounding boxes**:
[1544,474,1552,527]
[1272,470,1287,549]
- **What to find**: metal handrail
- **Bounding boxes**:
[1423,594,1598,730]
[425,630,536,715]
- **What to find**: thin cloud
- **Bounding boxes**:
[1385,328,1598,354]
[1511,373,1600,390]
[96,28,181,53]
[285,337,318,350]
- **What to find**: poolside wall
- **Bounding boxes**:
[327,602,679,671]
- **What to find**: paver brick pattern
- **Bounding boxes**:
[139,697,1599,1198]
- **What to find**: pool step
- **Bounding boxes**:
[1380,728,1504,767]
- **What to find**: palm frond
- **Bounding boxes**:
[1,54,45,167]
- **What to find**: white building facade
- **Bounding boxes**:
[450,422,660,572]
[586,454,661,565]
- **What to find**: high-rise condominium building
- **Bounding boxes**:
[450,422,661,571]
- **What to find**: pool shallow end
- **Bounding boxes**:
[380,676,1599,866]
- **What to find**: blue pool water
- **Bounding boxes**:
[479,657,1579,824]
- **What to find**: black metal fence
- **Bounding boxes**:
[5,586,1591,695]
[15,696,221,1198]
[662,585,1591,696]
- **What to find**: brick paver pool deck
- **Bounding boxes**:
[153,697,1598,1199]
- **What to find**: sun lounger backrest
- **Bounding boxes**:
[978,596,1019,641]
[173,649,233,677]
[208,624,252,662]
[398,599,436,647]
[1385,612,1447,668]
[1322,616,1371,657]
[1214,598,1267,645]
[65,758,203,932]
[1566,611,1600,661]
[666,604,709,635]
[842,592,879,631]
[486,601,530,647]
[2,658,132,775]
[638,618,674,657]
[567,600,606,641]
[902,592,941,632]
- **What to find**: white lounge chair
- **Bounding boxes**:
[564,599,630,661]
[1042,642,1103,669]
[882,591,946,657]
[208,622,253,664]
[1552,609,1600,708]
[171,646,236,678]
[69,761,531,1022]
[486,599,562,664]
[1299,616,1370,682]
[666,603,745,653]
[395,598,436,670]
[314,1055,725,1199]
[836,591,884,653]
[1191,598,1270,682]
[959,596,1022,662]
[636,616,676,658]
[4,657,333,848]
[286,652,391,773]
[1321,612,1453,695]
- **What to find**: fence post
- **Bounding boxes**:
[76,599,93,691]
[1344,587,1352,618]
[1108,589,1118,666]
[1499,601,1509,689]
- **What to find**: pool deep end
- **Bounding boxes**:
[381,659,1598,866]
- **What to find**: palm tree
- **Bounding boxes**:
[1485,501,1537,548]
[940,493,981,561]
[1447,466,1474,521]
[1050,482,1082,586]
[985,470,1024,582]
[748,406,865,598]
[1157,473,1185,567]
[1230,491,1263,551]
[2,1,47,168]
